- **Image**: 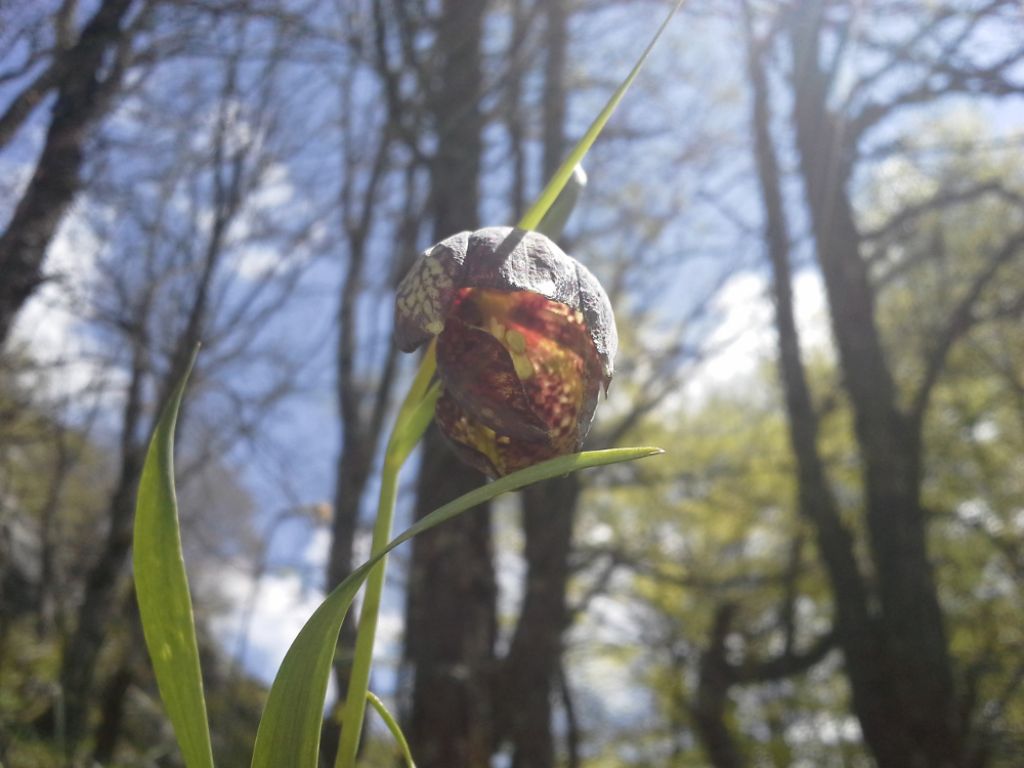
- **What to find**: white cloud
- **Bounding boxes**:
[249,161,295,212]
[10,210,129,412]
[209,529,334,697]
[306,526,332,565]
[210,562,328,683]
[682,268,830,406]
[208,524,405,702]
[228,244,284,280]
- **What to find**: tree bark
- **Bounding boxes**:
[404,428,496,768]
[497,476,579,768]
[691,605,745,768]
[741,3,902,762]
[0,0,136,345]
[403,2,494,767]
[690,597,836,768]
[56,323,147,747]
[783,3,961,765]
[90,593,145,765]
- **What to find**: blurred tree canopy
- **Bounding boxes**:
[1,1,1022,767]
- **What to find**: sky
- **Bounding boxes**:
[0,8,845,726]
[13,0,1017,739]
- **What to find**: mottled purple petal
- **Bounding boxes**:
[395,226,618,476]
[436,316,550,441]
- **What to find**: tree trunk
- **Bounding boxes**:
[91,595,144,766]
[497,475,579,768]
[691,605,745,768]
[741,4,901,763]
[404,428,496,768]
[784,3,960,765]
[57,328,147,748]
[403,2,494,766]
[0,0,135,345]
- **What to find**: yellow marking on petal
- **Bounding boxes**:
[512,353,534,380]
[487,317,506,340]
[506,329,526,354]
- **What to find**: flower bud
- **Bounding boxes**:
[395,227,616,477]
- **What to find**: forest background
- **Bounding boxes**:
[1,1,1023,767]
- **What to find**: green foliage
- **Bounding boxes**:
[879,131,1024,755]
[0,619,65,767]
[574,118,1024,765]
[576,388,849,763]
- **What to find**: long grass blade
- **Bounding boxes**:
[517,0,685,231]
[535,164,587,239]
[250,446,662,768]
[133,347,215,768]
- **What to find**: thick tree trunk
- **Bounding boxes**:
[497,476,578,768]
[0,0,135,345]
[90,599,143,766]
[404,428,496,768]
[403,2,494,767]
[91,665,134,763]
[784,3,961,765]
[741,6,901,763]
[691,605,745,768]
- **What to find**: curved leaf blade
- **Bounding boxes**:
[250,563,372,768]
[367,691,416,768]
[517,0,685,231]
[536,164,587,240]
[250,446,663,768]
[133,347,215,768]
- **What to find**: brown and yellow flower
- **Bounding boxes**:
[395,226,616,477]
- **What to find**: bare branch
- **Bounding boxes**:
[909,228,1024,429]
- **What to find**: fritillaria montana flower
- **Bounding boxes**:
[395,226,617,477]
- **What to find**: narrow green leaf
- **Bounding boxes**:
[391,338,437,433]
[386,447,663,555]
[250,446,663,768]
[535,164,587,240]
[388,380,441,467]
[366,691,416,768]
[133,346,215,768]
[517,0,685,231]
[250,562,372,768]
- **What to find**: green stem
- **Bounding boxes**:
[334,455,400,768]
[366,691,416,768]
[335,343,437,768]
